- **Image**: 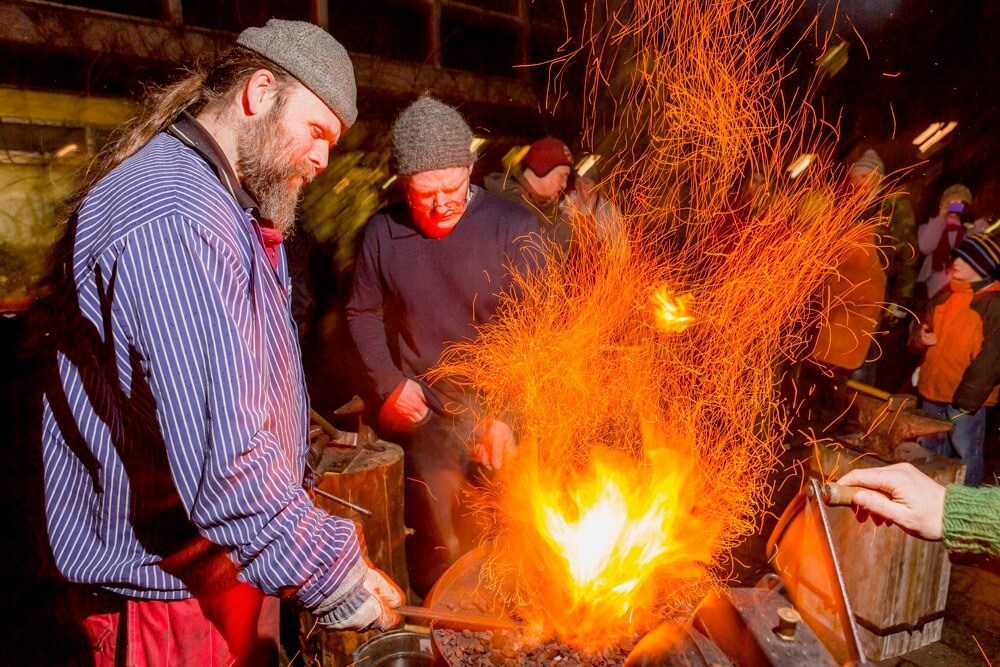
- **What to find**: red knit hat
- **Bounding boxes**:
[522,137,573,177]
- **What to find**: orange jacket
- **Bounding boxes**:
[811,237,888,371]
[916,280,1000,410]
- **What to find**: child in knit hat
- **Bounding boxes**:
[911,232,1000,486]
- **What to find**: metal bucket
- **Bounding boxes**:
[351,629,435,666]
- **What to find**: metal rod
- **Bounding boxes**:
[808,479,868,664]
[396,604,520,630]
[313,487,373,518]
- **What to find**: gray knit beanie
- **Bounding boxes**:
[850,149,885,177]
[391,95,473,175]
[237,19,357,128]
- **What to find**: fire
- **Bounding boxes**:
[482,422,727,646]
[535,449,713,610]
[650,287,694,333]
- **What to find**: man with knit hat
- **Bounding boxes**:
[346,94,543,595]
[917,182,989,301]
[842,148,918,392]
[910,232,1000,486]
[485,135,575,251]
[848,148,918,312]
[38,19,402,666]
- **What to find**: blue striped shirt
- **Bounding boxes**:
[41,122,366,616]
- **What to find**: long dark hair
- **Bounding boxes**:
[36,47,296,318]
[59,46,295,223]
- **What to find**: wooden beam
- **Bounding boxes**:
[310,0,329,32]
[0,0,536,108]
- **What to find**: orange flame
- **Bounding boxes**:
[650,287,694,333]
[493,426,726,645]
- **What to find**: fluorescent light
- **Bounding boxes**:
[503,145,530,170]
[918,121,957,153]
[912,122,943,145]
[54,143,78,158]
[786,153,816,179]
[575,154,601,178]
[381,175,397,190]
[470,137,488,153]
[816,41,849,77]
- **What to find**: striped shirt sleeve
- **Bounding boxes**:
[115,216,367,613]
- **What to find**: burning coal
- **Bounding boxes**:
[433,0,885,651]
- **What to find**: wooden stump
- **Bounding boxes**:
[811,440,965,660]
[297,440,410,666]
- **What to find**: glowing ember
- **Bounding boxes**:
[650,287,694,333]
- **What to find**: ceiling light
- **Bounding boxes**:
[470,137,488,153]
[503,145,530,170]
[575,154,601,178]
[911,122,943,146]
[381,175,397,190]
[918,121,957,153]
[816,41,849,77]
[54,143,79,158]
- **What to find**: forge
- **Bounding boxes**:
[420,479,858,667]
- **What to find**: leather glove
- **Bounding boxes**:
[314,559,404,631]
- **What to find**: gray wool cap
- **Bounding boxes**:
[237,19,358,128]
[850,148,885,177]
[391,95,473,175]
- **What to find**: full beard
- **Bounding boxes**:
[236,110,314,237]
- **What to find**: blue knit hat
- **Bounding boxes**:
[953,232,1000,280]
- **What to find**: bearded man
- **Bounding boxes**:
[346,95,543,595]
[40,20,401,666]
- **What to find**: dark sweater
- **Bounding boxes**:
[346,186,543,407]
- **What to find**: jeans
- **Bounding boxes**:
[919,400,987,486]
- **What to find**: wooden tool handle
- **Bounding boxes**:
[823,482,861,506]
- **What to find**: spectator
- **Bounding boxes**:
[562,160,625,253]
[346,95,543,595]
[845,149,919,391]
[849,149,918,314]
[911,232,1000,486]
[808,182,887,380]
[916,183,988,302]
[485,136,574,252]
[837,463,1000,558]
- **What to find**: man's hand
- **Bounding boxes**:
[317,565,404,631]
[476,420,516,470]
[379,379,430,433]
[836,463,946,541]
